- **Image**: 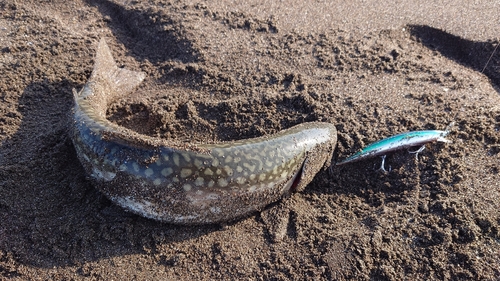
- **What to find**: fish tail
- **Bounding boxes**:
[89,38,146,96]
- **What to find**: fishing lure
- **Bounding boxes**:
[336,122,454,171]
[71,39,337,224]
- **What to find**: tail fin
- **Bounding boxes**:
[90,38,146,95]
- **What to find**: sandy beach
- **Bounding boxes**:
[0,0,499,279]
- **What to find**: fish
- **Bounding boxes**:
[71,39,338,224]
[336,122,454,170]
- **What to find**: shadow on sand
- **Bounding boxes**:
[409,25,500,93]
[0,79,221,268]
[0,0,220,268]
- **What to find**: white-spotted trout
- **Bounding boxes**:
[71,39,337,224]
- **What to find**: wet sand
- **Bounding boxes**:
[0,0,499,279]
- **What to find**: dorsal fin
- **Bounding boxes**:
[90,38,146,95]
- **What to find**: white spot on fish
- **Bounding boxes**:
[194,177,204,186]
[214,149,224,157]
[259,174,266,181]
[181,153,191,162]
[161,167,173,177]
[145,168,154,177]
[223,166,233,176]
[132,162,140,172]
[236,177,246,185]
[208,180,215,188]
[194,158,203,169]
[243,162,256,172]
[92,167,116,181]
[272,167,279,175]
[180,168,193,178]
[218,178,229,187]
[173,154,180,166]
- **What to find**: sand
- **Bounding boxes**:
[0,0,499,280]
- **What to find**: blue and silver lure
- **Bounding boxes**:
[336,122,454,171]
